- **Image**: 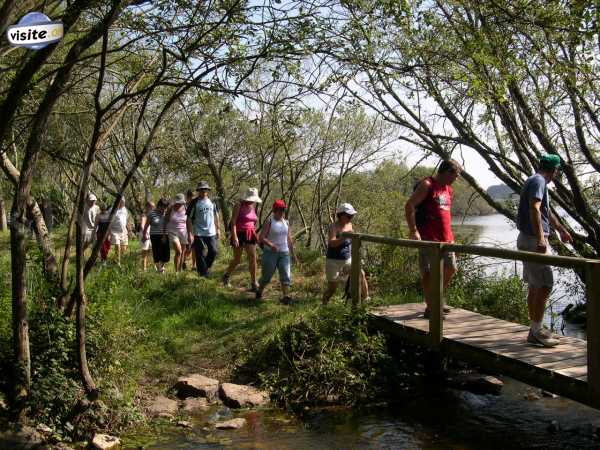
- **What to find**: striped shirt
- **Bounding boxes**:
[147,209,166,235]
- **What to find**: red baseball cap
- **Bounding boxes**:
[273,199,287,210]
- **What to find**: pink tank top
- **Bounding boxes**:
[236,202,257,230]
[168,209,187,234]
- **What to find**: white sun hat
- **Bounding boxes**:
[240,187,262,203]
[336,203,357,216]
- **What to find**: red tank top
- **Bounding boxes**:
[417,177,454,243]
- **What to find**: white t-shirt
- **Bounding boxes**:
[83,204,99,231]
[267,217,289,252]
[110,207,129,234]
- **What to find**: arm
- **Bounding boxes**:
[142,215,150,241]
[327,223,345,247]
[287,223,298,263]
[550,212,573,243]
[260,218,276,250]
[214,210,221,240]
[529,199,547,252]
[405,179,431,240]
[230,203,240,246]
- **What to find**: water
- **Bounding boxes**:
[134,379,600,449]
[454,214,585,337]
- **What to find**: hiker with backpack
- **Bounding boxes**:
[255,199,298,304]
[222,188,262,291]
[187,181,221,277]
[322,203,370,305]
[405,159,462,318]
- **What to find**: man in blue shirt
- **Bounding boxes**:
[517,154,572,347]
[187,181,221,277]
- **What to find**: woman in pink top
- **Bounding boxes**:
[222,188,262,291]
[164,193,192,272]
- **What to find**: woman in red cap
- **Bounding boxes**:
[256,199,298,303]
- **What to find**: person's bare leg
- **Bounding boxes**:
[173,241,182,272]
[530,286,551,324]
[360,270,369,299]
[421,271,431,308]
[225,247,243,275]
[322,282,337,305]
[246,244,257,285]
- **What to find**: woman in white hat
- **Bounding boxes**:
[164,193,192,272]
[222,187,262,291]
[322,203,370,304]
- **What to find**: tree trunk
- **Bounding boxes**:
[9,198,30,421]
[0,198,7,231]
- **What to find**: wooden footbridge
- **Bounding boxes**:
[342,232,600,410]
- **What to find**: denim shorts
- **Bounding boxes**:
[259,249,291,286]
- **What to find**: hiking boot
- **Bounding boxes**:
[527,328,560,347]
[222,273,231,287]
[255,289,263,300]
[249,282,259,293]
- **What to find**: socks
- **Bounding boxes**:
[531,321,542,332]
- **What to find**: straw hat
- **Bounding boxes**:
[240,188,262,203]
[173,193,186,204]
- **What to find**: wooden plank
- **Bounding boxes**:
[444,323,527,339]
[556,366,588,378]
[429,245,444,350]
[537,357,588,370]
[586,263,600,408]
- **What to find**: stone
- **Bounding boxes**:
[177,420,193,429]
[174,374,220,400]
[463,375,504,395]
[219,383,269,408]
[542,390,559,399]
[182,397,210,413]
[214,418,247,430]
[525,390,542,401]
[91,434,121,450]
[148,395,179,416]
[157,412,175,420]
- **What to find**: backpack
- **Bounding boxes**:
[414,177,433,229]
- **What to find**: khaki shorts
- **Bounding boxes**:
[517,232,553,288]
[418,249,457,274]
[169,230,188,246]
[110,231,128,246]
[83,228,95,245]
[325,258,351,283]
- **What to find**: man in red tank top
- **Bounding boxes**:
[405,159,462,318]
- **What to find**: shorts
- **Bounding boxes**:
[169,230,188,246]
[110,231,128,246]
[140,235,152,251]
[517,232,553,288]
[231,229,257,247]
[326,258,352,283]
[83,228,95,245]
[418,249,457,274]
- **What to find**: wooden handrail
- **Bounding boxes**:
[342,230,600,408]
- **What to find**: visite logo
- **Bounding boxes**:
[6,12,63,50]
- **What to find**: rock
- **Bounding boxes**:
[91,434,121,450]
[525,390,542,401]
[182,398,210,413]
[157,412,175,420]
[547,420,560,433]
[177,420,193,429]
[214,418,247,430]
[542,390,559,399]
[0,426,43,449]
[464,375,503,395]
[219,383,269,408]
[174,374,220,400]
[148,395,179,416]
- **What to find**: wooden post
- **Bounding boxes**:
[586,263,600,408]
[351,236,362,307]
[428,244,444,348]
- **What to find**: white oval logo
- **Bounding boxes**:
[6,12,63,50]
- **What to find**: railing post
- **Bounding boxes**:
[351,235,362,308]
[428,244,444,349]
[586,263,600,408]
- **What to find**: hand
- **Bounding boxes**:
[559,229,573,244]
[216,230,221,240]
[232,237,239,248]
[409,230,421,240]
[188,234,194,245]
[270,243,279,252]
[536,237,547,253]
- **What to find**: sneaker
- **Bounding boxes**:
[527,328,560,347]
[222,274,231,287]
[443,305,451,313]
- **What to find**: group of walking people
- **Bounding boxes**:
[404,155,572,349]
[81,153,571,339]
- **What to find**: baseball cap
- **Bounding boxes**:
[273,199,287,210]
[540,154,561,170]
[336,203,357,216]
